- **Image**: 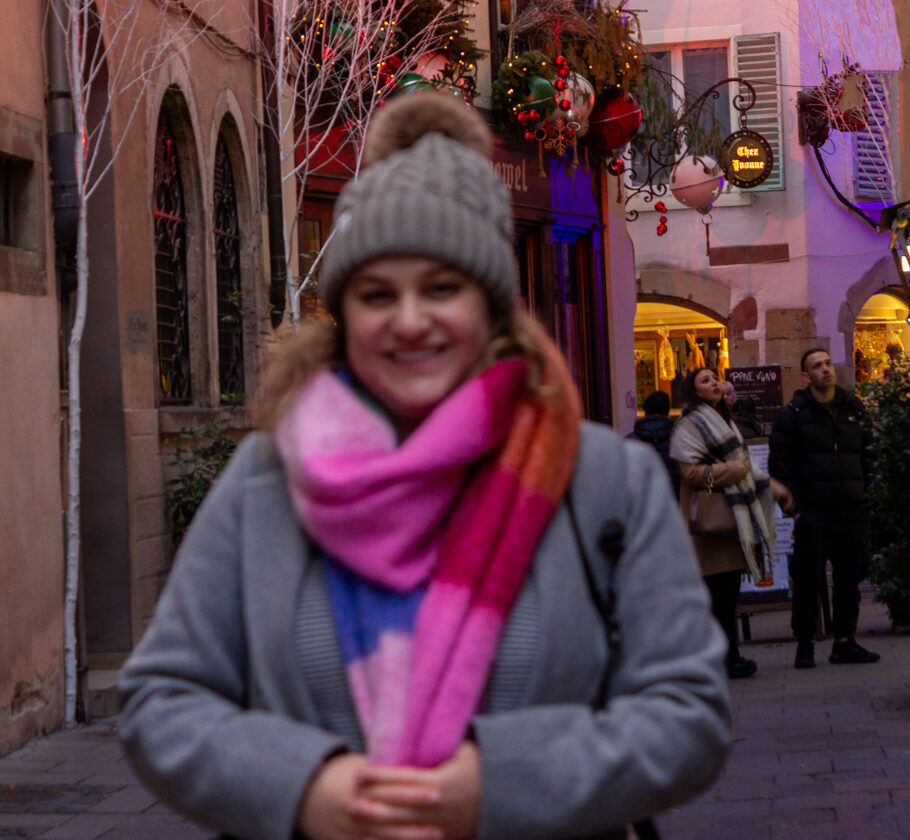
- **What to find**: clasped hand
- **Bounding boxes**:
[297,742,482,840]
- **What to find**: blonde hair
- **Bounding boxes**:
[256,311,551,431]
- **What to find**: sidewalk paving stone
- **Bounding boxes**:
[0,588,906,838]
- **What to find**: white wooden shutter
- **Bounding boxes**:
[734,33,784,191]
[854,76,894,202]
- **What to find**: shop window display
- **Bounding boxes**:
[854,292,909,383]
[633,300,726,413]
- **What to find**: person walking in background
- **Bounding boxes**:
[671,368,792,680]
[731,395,763,440]
[769,347,880,669]
[719,380,735,410]
[118,93,731,840]
[629,390,680,498]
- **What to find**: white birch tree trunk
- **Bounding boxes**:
[63,4,89,725]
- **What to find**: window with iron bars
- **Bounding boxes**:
[213,133,245,404]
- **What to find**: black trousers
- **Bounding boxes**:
[704,569,743,667]
[789,510,870,642]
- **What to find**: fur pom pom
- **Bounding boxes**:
[362,92,493,167]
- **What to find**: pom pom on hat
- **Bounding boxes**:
[320,92,518,321]
[362,92,493,166]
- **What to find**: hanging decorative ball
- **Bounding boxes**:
[565,73,595,120]
[669,155,724,213]
[608,157,624,174]
[659,215,668,223]
[655,201,667,213]
[586,92,642,153]
[524,130,536,142]
[554,55,568,66]
[377,54,403,87]
[656,222,668,236]
[516,76,557,121]
[564,111,589,138]
[554,78,568,91]
[557,65,571,78]
[395,73,435,95]
[559,98,572,111]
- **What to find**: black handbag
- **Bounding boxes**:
[566,497,662,840]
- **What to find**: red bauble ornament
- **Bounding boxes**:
[523,130,536,142]
[528,109,539,121]
[608,157,624,174]
[558,66,571,78]
[659,215,667,223]
[559,98,571,111]
[587,92,643,153]
[554,78,568,91]
[554,55,568,66]
[656,223,668,236]
[655,201,667,213]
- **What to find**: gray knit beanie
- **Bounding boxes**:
[320,93,518,320]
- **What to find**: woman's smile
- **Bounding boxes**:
[342,255,492,437]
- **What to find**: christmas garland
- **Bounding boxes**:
[491,2,646,162]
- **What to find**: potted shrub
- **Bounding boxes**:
[862,356,910,630]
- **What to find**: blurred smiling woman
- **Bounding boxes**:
[119,94,732,840]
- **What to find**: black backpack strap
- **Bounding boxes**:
[566,498,624,708]
[566,427,662,840]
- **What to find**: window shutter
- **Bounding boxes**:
[854,76,894,202]
[733,33,784,191]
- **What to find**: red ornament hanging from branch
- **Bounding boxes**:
[587,91,642,154]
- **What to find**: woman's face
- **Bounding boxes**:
[341,256,493,436]
[694,368,722,405]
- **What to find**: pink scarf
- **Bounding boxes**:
[275,344,579,766]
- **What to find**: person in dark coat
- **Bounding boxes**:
[629,390,680,498]
[769,347,879,669]
[731,396,763,440]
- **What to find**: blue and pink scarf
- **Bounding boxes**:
[274,336,579,767]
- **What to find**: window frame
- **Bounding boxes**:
[628,25,753,213]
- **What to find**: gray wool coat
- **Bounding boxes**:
[118,422,732,840]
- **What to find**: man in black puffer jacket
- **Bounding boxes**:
[628,390,680,498]
[769,347,879,670]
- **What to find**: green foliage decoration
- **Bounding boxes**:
[164,416,238,546]
[288,0,482,107]
[394,0,484,75]
[860,357,910,626]
[510,3,644,96]
[491,51,557,131]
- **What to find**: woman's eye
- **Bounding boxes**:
[427,281,462,298]
[360,288,394,305]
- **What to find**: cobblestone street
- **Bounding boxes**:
[1,590,908,839]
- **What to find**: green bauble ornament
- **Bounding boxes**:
[395,73,435,95]
[329,20,354,42]
[520,76,557,119]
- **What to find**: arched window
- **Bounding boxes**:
[213,132,244,402]
[153,111,191,404]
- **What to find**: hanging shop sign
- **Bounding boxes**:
[719,129,773,189]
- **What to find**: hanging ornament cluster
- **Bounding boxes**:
[654,201,668,236]
[492,3,646,165]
